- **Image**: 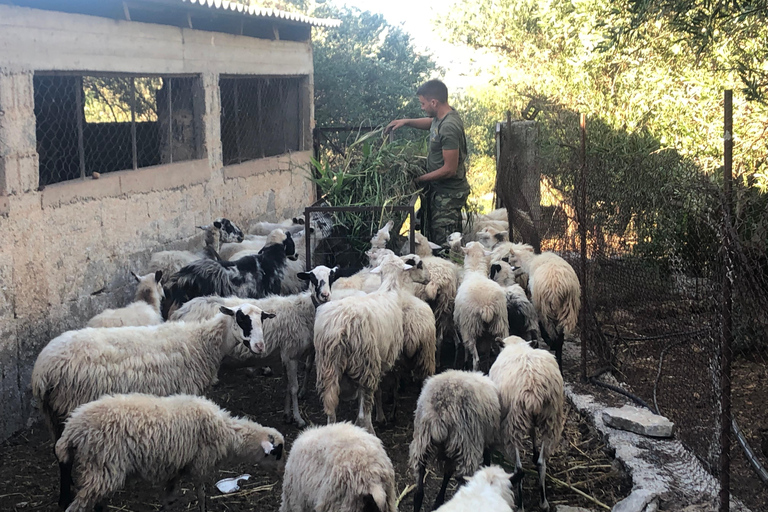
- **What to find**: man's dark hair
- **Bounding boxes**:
[417,80,448,103]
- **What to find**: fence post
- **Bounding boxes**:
[579,113,588,382]
[719,89,733,512]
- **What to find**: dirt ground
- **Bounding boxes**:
[0,348,631,512]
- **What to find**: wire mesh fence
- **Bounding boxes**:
[496,94,768,511]
[33,73,204,186]
[219,75,305,166]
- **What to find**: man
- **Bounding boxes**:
[385,79,470,247]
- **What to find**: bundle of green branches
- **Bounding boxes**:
[309,128,426,265]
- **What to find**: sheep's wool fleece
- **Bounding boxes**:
[489,336,565,460]
[280,422,397,512]
[434,466,516,512]
[56,394,283,485]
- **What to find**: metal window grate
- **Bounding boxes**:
[219,75,304,166]
[34,73,204,186]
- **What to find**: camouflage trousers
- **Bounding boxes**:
[422,188,469,248]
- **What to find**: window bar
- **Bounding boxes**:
[76,76,86,179]
[234,79,242,164]
[257,79,264,158]
[168,77,174,164]
[130,77,138,170]
[282,79,288,154]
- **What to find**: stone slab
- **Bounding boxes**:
[602,405,674,438]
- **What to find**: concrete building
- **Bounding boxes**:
[0,0,339,440]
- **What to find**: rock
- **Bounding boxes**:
[556,506,594,512]
[602,405,674,438]
[612,489,655,512]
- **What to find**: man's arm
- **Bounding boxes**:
[384,117,432,134]
[415,149,459,183]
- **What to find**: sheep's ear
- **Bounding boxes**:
[196,225,207,231]
[428,241,442,250]
[261,311,276,321]
[502,256,510,263]
[402,263,413,271]
[490,263,501,280]
[130,271,140,282]
[297,272,311,281]
[214,220,222,229]
[417,260,423,269]
[370,265,382,274]
[220,306,235,316]
[272,443,284,460]
[260,440,274,454]
[404,258,416,267]
[154,270,163,283]
[284,231,292,239]
[495,231,508,242]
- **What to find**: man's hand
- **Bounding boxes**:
[384,119,410,135]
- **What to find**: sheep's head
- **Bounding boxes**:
[262,229,297,260]
[370,251,413,278]
[366,247,394,268]
[408,232,442,258]
[370,220,395,250]
[489,260,518,287]
[232,420,285,471]
[219,304,275,354]
[461,241,492,274]
[297,265,338,306]
[131,270,165,306]
[507,243,535,268]
[401,254,431,285]
[214,218,245,243]
[464,466,516,509]
[477,226,509,250]
[447,232,463,247]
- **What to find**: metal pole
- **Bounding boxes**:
[233,80,242,164]
[167,78,173,164]
[719,89,733,512]
[579,113,588,382]
[76,76,86,179]
[305,209,311,271]
[130,78,137,170]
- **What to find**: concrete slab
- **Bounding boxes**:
[603,405,675,438]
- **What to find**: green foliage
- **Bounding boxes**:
[311,4,438,127]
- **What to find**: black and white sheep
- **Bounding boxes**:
[489,335,565,511]
[86,271,164,328]
[490,261,542,344]
[279,422,397,512]
[163,230,296,318]
[56,393,284,512]
[410,370,501,512]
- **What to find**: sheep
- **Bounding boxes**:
[447,232,464,265]
[313,252,412,434]
[410,370,501,512]
[56,393,284,512]
[490,261,542,344]
[86,270,164,328]
[170,265,338,428]
[248,217,305,236]
[163,230,296,317]
[477,225,509,250]
[281,220,330,295]
[506,243,580,371]
[279,422,397,512]
[433,466,519,512]
[328,221,394,293]
[148,219,242,283]
[489,335,565,511]
[222,227,289,261]
[453,242,509,371]
[409,232,460,369]
[31,303,273,444]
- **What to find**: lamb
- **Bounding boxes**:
[56,393,284,512]
[148,219,242,283]
[86,271,164,328]
[313,252,412,434]
[506,243,580,370]
[410,370,501,512]
[170,265,338,427]
[281,220,330,295]
[489,335,565,511]
[163,230,296,317]
[433,466,519,512]
[490,261,542,344]
[31,303,273,444]
[453,242,509,371]
[279,422,397,512]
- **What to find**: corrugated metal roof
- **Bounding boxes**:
[182,0,341,27]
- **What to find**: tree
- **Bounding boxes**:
[311,5,438,127]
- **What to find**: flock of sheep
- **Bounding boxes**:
[29,207,582,512]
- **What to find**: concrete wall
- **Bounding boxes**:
[0,5,316,440]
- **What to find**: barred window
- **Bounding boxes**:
[220,76,304,166]
[34,74,204,186]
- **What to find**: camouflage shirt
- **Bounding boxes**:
[426,109,471,196]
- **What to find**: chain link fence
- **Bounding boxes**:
[496,95,768,511]
[34,73,204,187]
[219,76,304,166]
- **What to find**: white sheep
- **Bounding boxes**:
[489,335,565,511]
[313,252,411,434]
[56,393,284,512]
[279,422,397,512]
[248,217,305,236]
[222,228,288,261]
[31,303,273,444]
[433,466,518,512]
[330,221,394,294]
[86,271,164,328]
[490,261,541,344]
[410,370,501,512]
[506,243,580,370]
[170,265,338,427]
[453,242,509,371]
[477,225,509,250]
